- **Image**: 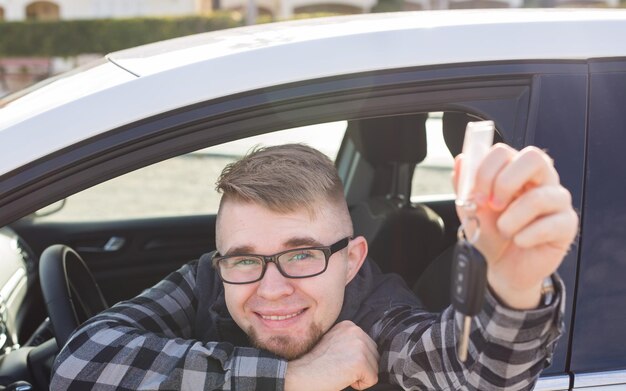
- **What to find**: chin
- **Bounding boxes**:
[248,324,324,360]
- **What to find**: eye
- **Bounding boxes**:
[288,251,313,262]
[231,257,261,267]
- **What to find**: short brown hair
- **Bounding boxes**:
[216,144,346,216]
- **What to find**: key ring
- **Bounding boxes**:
[457,200,480,245]
[458,217,480,245]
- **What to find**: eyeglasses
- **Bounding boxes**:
[212,237,351,284]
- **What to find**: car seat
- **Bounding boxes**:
[348,114,445,288]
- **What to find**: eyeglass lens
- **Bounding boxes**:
[219,249,327,283]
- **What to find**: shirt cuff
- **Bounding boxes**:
[229,347,288,390]
[474,273,565,346]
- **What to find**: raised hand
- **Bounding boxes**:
[455,144,578,309]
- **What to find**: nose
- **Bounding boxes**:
[256,262,294,300]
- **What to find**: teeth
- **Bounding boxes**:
[261,310,303,321]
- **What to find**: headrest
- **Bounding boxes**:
[346,113,428,165]
[442,112,502,157]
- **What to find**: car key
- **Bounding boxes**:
[451,237,488,362]
[452,120,493,362]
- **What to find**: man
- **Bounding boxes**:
[51,143,577,390]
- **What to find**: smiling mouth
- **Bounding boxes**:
[258,309,305,321]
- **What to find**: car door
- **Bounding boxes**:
[568,59,626,390]
[2,60,585,386]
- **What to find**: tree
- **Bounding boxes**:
[371,0,405,12]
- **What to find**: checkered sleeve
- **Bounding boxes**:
[50,262,288,390]
[372,275,565,390]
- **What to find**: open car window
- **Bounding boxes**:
[411,112,455,201]
[35,122,347,222]
[33,110,491,223]
[33,110,500,222]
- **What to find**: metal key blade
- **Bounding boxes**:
[459,316,472,362]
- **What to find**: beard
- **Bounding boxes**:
[247,322,324,360]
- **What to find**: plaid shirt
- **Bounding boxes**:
[50,257,563,391]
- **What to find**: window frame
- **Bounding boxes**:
[1,61,589,380]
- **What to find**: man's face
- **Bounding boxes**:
[216,200,365,360]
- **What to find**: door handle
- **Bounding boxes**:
[76,236,126,253]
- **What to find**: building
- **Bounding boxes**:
[0,0,199,21]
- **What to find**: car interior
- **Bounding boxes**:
[0,110,501,389]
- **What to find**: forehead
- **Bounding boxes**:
[216,200,343,253]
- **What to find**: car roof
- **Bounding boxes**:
[1,8,626,177]
[110,8,626,77]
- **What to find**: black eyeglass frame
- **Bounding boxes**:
[212,236,352,285]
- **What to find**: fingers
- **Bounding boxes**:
[286,321,380,391]
[474,145,560,211]
[496,185,572,239]
[330,321,379,388]
[351,356,379,390]
[511,209,579,249]
[334,321,379,371]
[472,143,515,205]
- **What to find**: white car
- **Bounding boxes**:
[1,9,626,390]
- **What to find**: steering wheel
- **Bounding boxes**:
[39,245,108,348]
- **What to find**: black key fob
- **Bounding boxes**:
[451,240,488,317]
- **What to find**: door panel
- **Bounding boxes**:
[0,62,592,380]
[571,61,626,374]
[524,73,588,375]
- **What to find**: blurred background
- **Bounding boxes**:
[1,0,624,97]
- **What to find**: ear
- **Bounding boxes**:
[345,235,368,285]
